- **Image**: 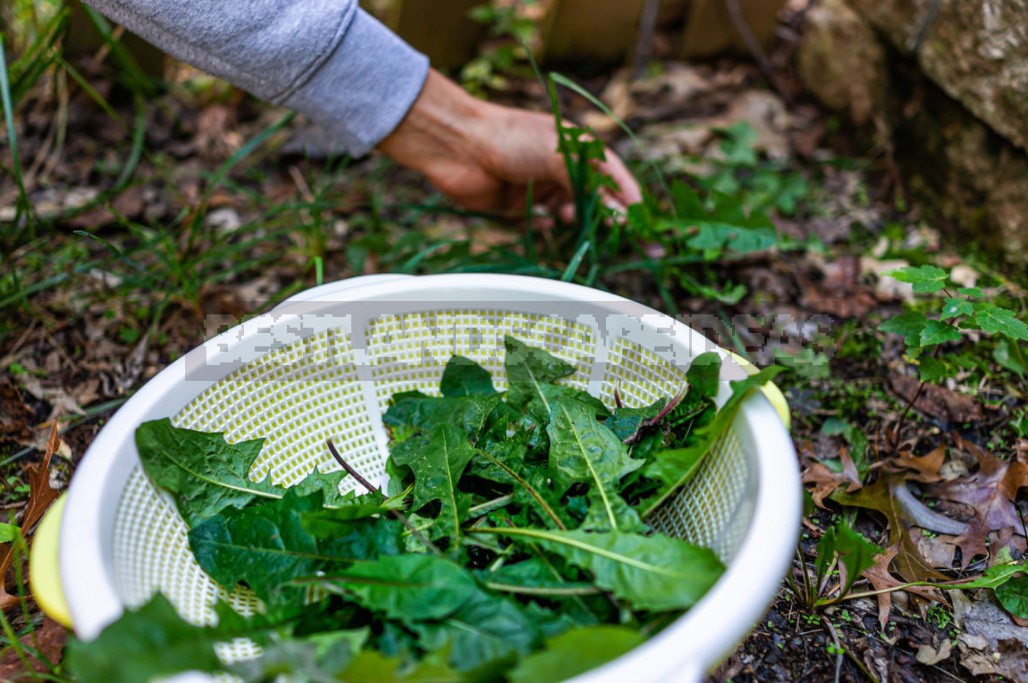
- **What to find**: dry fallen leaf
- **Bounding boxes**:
[0,422,63,611]
[953,590,1028,680]
[833,473,949,583]
[0,616,67,678]
[884,445,946,484]
[889,374,984,424]
[926,438,1028,565]
[861,546,942,628]
[797,254,877,318]
[915,637,951,665]
[802,447,863,508]
[0,379,34,446]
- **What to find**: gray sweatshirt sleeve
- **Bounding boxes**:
[82,0,429,156]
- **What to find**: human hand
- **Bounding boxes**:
[377,70,642,221]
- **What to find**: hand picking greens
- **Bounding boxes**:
[65,337,783,682]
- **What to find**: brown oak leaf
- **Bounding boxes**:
[884,445,946,484]
[1,423,62,611]
[925,437,1028,565]
[802,447,863,508]
[862,545,942,628]
[890,375,984,423]
[833,473,949,584]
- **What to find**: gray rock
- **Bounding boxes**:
[797,0,888,125]
[918,0,1028,154]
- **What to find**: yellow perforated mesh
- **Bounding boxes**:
[110,306,754,665]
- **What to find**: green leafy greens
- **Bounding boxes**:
[69,338,783,682]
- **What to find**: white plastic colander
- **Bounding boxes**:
[50,274,800,682]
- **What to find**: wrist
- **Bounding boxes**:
[376,70,490,177]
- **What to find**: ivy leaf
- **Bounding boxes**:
[919,320,961,347]
[973,304,1028,341]
[504,336,576,413]
[547,398,643,528]
[814,520,882,599]
[440,355,496,398]
[310,554,478,622]
[409,588,539,672]
[135,418,349,528]
[508,626,644,683]
[886,265,948,294]
[406,423,476,547]
[879,311,928,348]
[188,490,401,605]
[484,527,723,611]
[64,595,275,683]
[941,298,973,319]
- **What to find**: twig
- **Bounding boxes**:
[326,438,448,560]
[722,0,789,100]
[631,0,661,79]
[822,617,844,683]
[326,439,378,493]
[892,345,943,448]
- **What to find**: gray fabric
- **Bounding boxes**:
[83,0,429,156]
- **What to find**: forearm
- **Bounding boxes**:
[82,0,428,155]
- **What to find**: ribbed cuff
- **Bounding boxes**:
[283,9,430,157]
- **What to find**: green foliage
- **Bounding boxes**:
[996,576,1028,619]
[819,417,868,477]
[188,489,402,607]
[813,520,882,606]
[312,554,480,622]
[887,265,948,294]
[0,521,17,543]
[462,1,541,95]
[69,340,789,680]
[440,355,497,398]
[135,418,353,528]
[400,423,476,548]
[508,626,644,683]
[701,123,810,217]
[878,266,1028,384]
[479,527,723,611]
[64,595,281,682]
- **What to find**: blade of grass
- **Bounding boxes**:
[74,230,147,273]
[112,96,147,190]
[549,72,672,209]
[81,5,154,96]
[52,55,125,127]
[207,112,296,195]
[561,240,591,282]
[0,36,31,226]
[8,8,67,106]
[314,256,324,286]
